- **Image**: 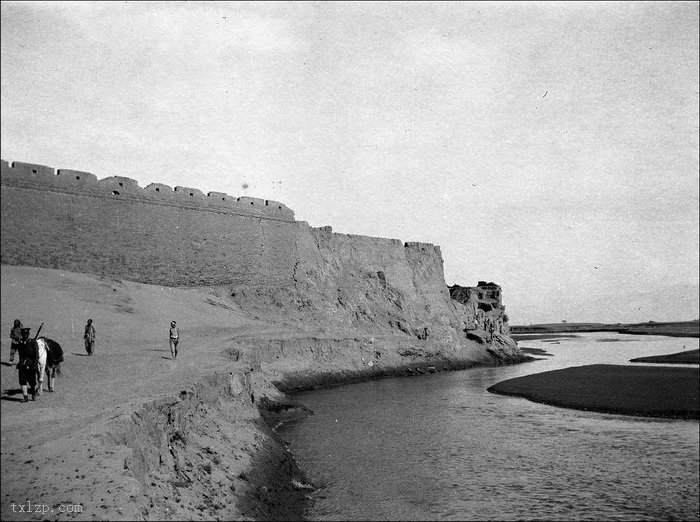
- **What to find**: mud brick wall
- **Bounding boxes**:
[1,160,298,287]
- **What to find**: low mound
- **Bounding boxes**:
[487,364,699,419]
[630,349,699,365]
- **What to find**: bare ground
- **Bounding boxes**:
[0,265,297,521]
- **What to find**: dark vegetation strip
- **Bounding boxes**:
[511,320,699,338]
[618,328,700,338]
[511,334,580,341]
[487,364,699,420]
[518,347,553,356]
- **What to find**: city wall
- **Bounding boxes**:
[1,160,299,287]
[1,160,445,293]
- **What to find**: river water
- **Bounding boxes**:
[279,333,699,521]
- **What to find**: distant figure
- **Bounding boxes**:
[16,327,36,402]
[84,319,96,356]
[169,321,180,359]
[9,319,23,364]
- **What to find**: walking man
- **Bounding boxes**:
[9,319,23,365]
[169,321,180,359]
[84,319,96,356]
[16,327,37,402]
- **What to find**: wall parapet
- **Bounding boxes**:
[1,160,295,222]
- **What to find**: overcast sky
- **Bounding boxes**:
[2,1,698,324]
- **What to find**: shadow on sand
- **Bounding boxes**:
[2,389,27,402]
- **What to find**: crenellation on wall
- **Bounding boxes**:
[1,159,295,221]
[11,161,55,178]
[207,191,229,201]
[237,196,265,207]
[174,186,206,198]
[404,241,434,250]
[264,200,291,214]
[98,176,145,196]
[56,169,98,183]
[145,183,174,194]
[101,176,140,187]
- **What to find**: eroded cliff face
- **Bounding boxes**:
[228,223,511,353]
[295,225,456,337]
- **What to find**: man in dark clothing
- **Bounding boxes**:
[16,327,37,402]
[9,319,22,365]
[84,319,96,356]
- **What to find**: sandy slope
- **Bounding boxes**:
[1,265,286,521]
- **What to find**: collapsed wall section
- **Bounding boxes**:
[449,282,510,335]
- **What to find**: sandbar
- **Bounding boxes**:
[630,349,699,365]
[518,347,553,357]
[487,364,699,419]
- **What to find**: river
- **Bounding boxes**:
[279,332,700,521]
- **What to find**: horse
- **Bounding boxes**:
[34,337,63,395]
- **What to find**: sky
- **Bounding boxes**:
[1,1,698,324]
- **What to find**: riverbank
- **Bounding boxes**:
[511,334,579,342]
[487,364,700,420]
[0,265,528,521]
[511,320,700,338]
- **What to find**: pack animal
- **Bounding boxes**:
[34,337,63,395]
